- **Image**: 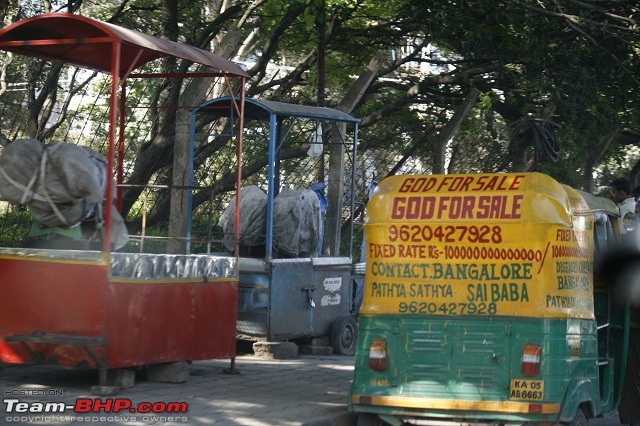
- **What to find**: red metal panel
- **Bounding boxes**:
[105,280,238,368]
[0,256,238,369]
[0,257,107,336]
[0,256,108,367]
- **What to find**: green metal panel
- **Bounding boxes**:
[349,314,610,423]
[392,318,511,399]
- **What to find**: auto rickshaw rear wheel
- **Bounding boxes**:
[330,315,358,355]
[356,413,386,426]
[563,407,588,426]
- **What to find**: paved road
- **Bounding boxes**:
[1,354,356,426]
[0,353,624,426]
[592,415,622,426]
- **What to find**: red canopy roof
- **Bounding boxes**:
[0,13,249,77]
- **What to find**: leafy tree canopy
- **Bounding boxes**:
[0,0,638,234]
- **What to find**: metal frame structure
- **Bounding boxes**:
[190,96,363,352]
[0,13,248,251]
[0,13,248,387]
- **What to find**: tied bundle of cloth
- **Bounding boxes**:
[220,185,323,258]
[0,138,129,249]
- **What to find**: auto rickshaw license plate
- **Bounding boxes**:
[509,379,544,401]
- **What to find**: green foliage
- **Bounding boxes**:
[0,208,31,247]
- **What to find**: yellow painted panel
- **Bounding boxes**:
[362,173,595,319]
[351,394,560,414]
[509,379,544,401]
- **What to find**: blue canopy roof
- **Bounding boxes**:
[198,97,360,123]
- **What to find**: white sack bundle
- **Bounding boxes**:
[272,187,321,258]
[0,138,129,249]
[219,185,267,251]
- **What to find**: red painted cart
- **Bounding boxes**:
[0,13,247,387]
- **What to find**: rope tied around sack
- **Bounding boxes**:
[0,143,69,225]
[0,142,108,228]
[37,144,70,226]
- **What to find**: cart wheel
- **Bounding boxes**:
[330,315,358,355]
[356,413,385,426]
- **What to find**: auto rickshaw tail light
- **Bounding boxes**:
[369,339,387,371]
[521,344,541,376]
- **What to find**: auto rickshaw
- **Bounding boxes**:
[348,172,630,425]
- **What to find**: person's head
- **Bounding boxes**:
[633,185,640,201]
[610,177,632,203]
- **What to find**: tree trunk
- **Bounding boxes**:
[323,51,383,256]
[583,124,620,192]
[167,102,192,254]
[432,88,480,174]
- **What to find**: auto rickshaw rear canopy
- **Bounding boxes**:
[575,189,619,217]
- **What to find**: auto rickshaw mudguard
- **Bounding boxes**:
[557,378,598,422]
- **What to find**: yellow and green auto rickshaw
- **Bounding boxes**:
[348,172,630,426]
